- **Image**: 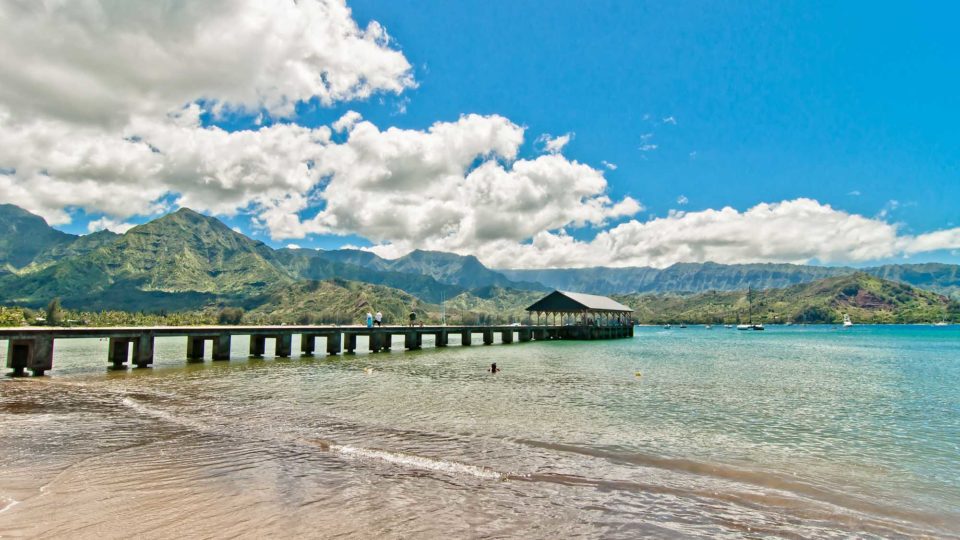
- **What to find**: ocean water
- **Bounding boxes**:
[0,325,958,538]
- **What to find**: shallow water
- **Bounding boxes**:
[1,326,958,538]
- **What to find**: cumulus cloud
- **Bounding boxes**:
[662,116,677,125]
[676,195,688,206]
[271,116,641,253]
[0,0,414,126]
[87,217,136,234]
[0,0,412,223]
[475,199,960,269]
[601,160,617,170]
[538,133,573,154]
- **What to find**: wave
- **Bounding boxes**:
[512,438,960,538]
[304,438,503,480]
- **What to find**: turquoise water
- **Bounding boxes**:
[1,325,958,538]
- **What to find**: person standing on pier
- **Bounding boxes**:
[366,312,373,328]
[374,311,383,327]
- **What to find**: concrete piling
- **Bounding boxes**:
[250,335,266,357]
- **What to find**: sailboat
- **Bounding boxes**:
[738,287,765,330]
[842,313,853,328]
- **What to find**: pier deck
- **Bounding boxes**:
[1,323,634,375]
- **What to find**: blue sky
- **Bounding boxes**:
[347,0,960,242]
[4,1,959,267]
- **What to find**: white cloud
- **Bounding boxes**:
[639,144,658,152]
[689,151,698,160]
[677,195,688,206]
[278,116,641,252]
[333,111,363,132]
[538,132,573,154]
[662,116,677,125]
[848,190,861,196]
[601,160,617,170]
[0,0,414,126]
[640,132,654,141]
[286,243,302,250]
[477,199,960,269]
[87,217,135,234]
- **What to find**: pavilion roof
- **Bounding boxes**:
[525,290,633,313]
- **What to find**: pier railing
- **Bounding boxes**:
[1,323,634,376]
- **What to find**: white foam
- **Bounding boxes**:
[0,496,19,514]
[322,442,503,480]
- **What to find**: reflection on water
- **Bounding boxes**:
[1,326,959,538]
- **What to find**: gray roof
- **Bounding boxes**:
[526,290,633,313]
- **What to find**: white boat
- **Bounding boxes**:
[663,324,671,329]
[752,323,764,331]
[704,325,712,329]
[933,321,949,327]
[736,324,752,331]
[842,314,853,328]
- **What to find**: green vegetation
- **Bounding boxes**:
[0,205,957,326]
[617,273,956,325]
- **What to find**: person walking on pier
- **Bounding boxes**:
[366,312,374,328]
[374,311,383,327]
[409,311,417,327]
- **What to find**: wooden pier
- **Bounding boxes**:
[1,323,634,376]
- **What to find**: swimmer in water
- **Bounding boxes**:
[489,362,500,374]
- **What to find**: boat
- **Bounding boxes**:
[842,314,853,328]
[738,288,764,331]
[704,324,712,329]
[724,324,733,329]
[679,323,687,328]
[663,324,671,329]
[933,321,949,327]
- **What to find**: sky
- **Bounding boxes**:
[1,0,958,269]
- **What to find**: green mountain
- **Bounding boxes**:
[616,273,958,325]
[0,204,76,272]
[0,206,535,313]
[316,248,546,291]
[502,261,960,298]
[0,208,293,310]
[274,248,465,303]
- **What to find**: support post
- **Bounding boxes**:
[345,333,357,354]
[404,331,421,350]
[436,330,448,347]
[326,332,341,355]
[8,337,55,376]
[369,332,383,353]
[461,331,472,346]
[133,333,154,368]
[276,334,292,357]
[382,333,392,351]
[301,334,316,356]
[213,334,231,361]
[249,335,266,357]
[108,337,130,370]
[501,330,514,344]
[187,336,206,362]
[483,329,494,345]
[518,329,532,342]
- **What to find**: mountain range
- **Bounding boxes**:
[0,204,958,324]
